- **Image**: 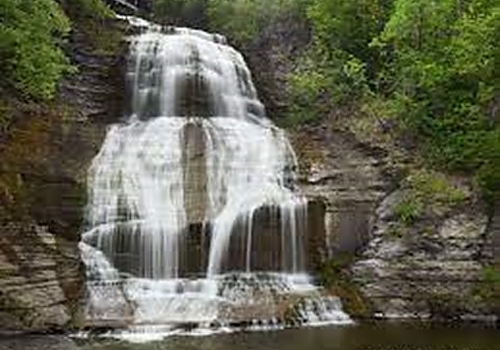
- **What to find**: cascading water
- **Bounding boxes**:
[80,16,351,336]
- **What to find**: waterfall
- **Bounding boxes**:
[80,17,351,334]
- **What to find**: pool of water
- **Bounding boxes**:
[2,323,500,350]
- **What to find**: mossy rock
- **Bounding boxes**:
[328,282,372,319]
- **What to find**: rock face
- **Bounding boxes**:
[351,199,493,319]
[245,14,311,122]
[293,126,390,258]
[0,224,82,330]
[0,11,127,330]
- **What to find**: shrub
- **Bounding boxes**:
[394,170,467,225]
[285,47,368,127]
[153,0,206,27]
[0,0,73,100]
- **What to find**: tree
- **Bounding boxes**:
[376,0,500,196]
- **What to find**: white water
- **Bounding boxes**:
[80,17,351,335]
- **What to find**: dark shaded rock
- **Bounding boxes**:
[244,14,311,121]
[293,125,389,258]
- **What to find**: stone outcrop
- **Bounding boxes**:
[245,14,311,122]
[0,224,82,330]
[293,125,391,257]
[351,196,494,319]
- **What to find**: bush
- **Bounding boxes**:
[394,170,467,225]
[394,198,422,226]
[285,47,368,127]
[68,0,114,19]
[471,266,500,310]
[0,0,73,100]
[374,0,500,198]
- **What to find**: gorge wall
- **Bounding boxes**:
[0,8,127,330]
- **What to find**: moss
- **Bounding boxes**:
[394,170,468,226]
[316,254,373,318]
[394,196,423,226]
[471,266,500,310]
[427,292,467,322]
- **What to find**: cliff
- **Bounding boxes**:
[0,5,127,330]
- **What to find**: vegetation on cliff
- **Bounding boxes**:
[0,0,118,223]
[0,0,114,102]
[302,0,500,201]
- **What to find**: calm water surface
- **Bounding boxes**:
[2,324,500,350]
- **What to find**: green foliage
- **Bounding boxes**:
[374,0,500,197]
[282,0,391,127]
[285,47,367,127]
[472,266,500,308]
[316,253,354,287]
[0,98,12,132]
[386,224,404,238]
[408,170,467,207]
[394,170,466,225]
[69,0,114,19]
[316,254,372,318]
[307,0,391,65]
[394,197,422,225]
[0,0,73,100]
[274,0,500,199]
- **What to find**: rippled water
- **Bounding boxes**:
[3,324,499,350]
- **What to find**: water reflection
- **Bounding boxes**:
[76,323,500,350]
